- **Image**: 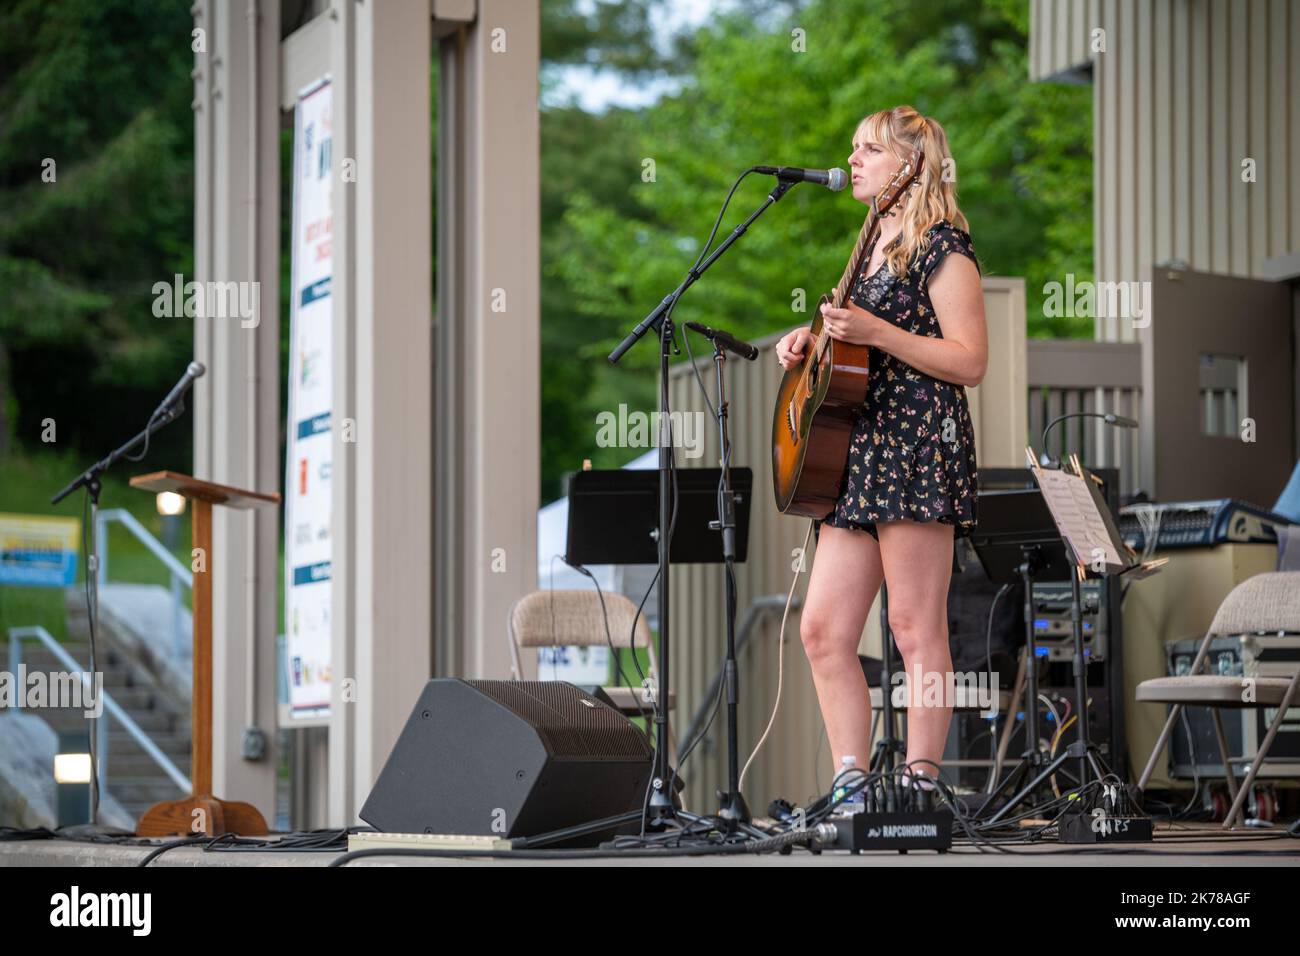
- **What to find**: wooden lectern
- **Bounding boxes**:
[128,471,281,837]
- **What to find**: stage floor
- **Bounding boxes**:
[2,823,1297,867]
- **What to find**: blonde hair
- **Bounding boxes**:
[853,105,969,277]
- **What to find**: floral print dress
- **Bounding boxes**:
[814,220,981,542]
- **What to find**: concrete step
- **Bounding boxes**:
[107,729,192,755]
[17,699,188,735]
[104,752,192,778]
[5,586,200,830]
[107,777,192,804]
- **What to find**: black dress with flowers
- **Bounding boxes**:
[814,220,981,542]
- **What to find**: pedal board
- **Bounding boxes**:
[831,812,952,853]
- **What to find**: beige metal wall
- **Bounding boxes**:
[665,279,1026,812]
[1029,0,1100,81]
[1026,339,1143,495]
[1031,0,1300,342]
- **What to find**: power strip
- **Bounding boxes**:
[347,831,516,853]
[1058,812,1154,843]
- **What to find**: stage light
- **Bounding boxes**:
[55,732,92,828]
[156,491,186,516]
[54,752,92,784]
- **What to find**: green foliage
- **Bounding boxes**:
[0,449,193,643]
[548,0,1094,495]
[0,0,195,460]
[0,0,1093,508]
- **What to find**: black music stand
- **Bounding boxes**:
[566,467,752,566]
[970,479,1150,840]
[977,467,1131,781]
[967,488,1077,818]
[528,465,766,845]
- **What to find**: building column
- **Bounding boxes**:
[192,0,282,825]
[327,0,435,825]
[434,0,541,681]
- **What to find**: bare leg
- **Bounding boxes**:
[876,519,956,784]
[800,523,885,780]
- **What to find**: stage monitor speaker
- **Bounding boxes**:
[360,679,654,845]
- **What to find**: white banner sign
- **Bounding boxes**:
[284,80,333,722]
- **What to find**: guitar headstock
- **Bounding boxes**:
[870,146,924,218]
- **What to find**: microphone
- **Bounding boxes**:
[754,165,848,191]
[685,321,758,361]
[154,361,206,417]
[1104,413,1139,428]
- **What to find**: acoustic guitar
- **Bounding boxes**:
[771,148,923,517]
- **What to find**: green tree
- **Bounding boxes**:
[0,0,196,461]
[549,0,1093,490]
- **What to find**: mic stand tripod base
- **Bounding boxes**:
[715,790,752,827]
[1003,739,1152,843]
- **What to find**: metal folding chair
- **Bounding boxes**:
[1136,571,1300,828]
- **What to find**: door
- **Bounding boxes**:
[1142,266,1294,505]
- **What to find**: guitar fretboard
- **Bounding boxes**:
[833,215,876,307]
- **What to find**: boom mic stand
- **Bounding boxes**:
[520,175,797,846]
[50,396,191,832]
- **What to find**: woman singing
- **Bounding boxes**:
[775,106,988,796]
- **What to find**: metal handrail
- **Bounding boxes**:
[95,508,191,657]
[6,626,191,794]
[677,595,801,751]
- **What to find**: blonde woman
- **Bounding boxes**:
[775,106,988,795]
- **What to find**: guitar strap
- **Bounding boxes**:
[854,231,902,312]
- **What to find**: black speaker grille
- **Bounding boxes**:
[467,680,653,759]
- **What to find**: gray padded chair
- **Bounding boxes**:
[1136,571,1300,828]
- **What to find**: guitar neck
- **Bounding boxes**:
[833,212,880,306]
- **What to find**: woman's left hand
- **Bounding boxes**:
[820,293,883,346]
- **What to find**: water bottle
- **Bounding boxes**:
[833,755,865,814]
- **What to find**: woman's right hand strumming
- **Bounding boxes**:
[775,327,814,370]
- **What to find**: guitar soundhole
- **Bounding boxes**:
[787,400,797,441]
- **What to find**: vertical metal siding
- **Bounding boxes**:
[664,280,1026,812]
[1030,0,1100,81]
[1033,0,1300,343]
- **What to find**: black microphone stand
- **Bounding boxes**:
[514,176,796,848]
[50,398,188,831]
[606,175,794,832]
[869,583,908,805]
[704,336,752,827]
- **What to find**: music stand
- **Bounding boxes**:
[977,466,1132,781]
[971,462,1153,840]
[967,488,1077,819]
[524,465,764,845]
[566,467,752,566]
